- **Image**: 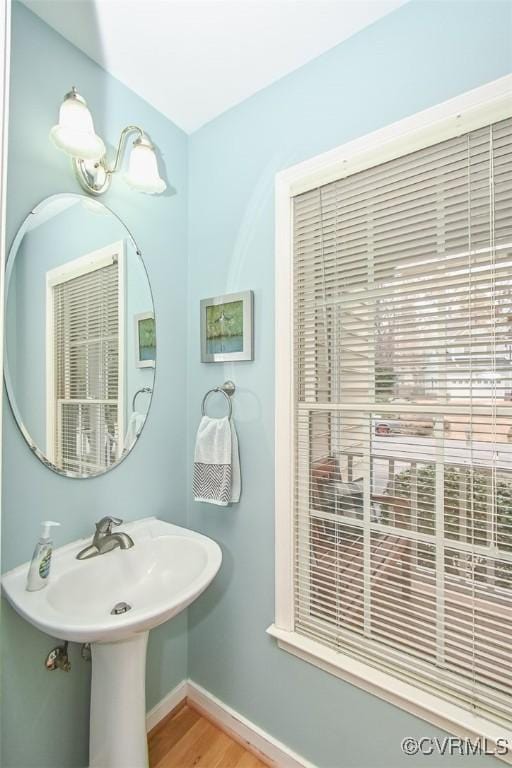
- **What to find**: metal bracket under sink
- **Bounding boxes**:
[45,641,71,672]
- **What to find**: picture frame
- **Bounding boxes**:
[134,311,156,368]
[200,290,253,363]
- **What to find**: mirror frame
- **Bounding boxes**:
[4,193,156,479]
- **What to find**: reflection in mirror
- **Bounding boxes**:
[5,194,156,478]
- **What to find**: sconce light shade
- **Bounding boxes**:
[124,137,166,194]
[50,88,106,161]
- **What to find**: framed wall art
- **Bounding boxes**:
[200,290,253,362]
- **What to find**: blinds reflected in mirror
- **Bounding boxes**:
[52,257,121,475]
[293,118,512,725]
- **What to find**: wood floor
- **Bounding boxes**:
[148,703,269,768]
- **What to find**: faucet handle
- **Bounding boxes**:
[95,516,122,535]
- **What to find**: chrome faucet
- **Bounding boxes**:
[76,516,135,560]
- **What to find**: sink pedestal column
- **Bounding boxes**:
[89,632,149,768]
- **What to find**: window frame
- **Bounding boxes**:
[45,240,126,471]
[268,74,512,754]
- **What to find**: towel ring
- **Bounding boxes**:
[132,386,153,412]
[201,380,235,419]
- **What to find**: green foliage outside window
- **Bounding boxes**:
[382,463,512,590]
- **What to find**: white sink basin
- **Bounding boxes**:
[2,517,222,644]
[1,517,222,768]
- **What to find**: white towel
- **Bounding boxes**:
[193,416,240,505]
[124,412,146,452]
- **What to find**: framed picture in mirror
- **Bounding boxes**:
[135,312,156,368]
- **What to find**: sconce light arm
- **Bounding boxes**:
[109,125,145,175]
[73,124,145,196]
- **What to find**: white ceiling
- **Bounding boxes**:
[22,0,405,133]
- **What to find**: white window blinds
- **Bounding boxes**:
[292,117,512,726]
[53,259,120,475]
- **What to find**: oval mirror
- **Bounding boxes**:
[4,194,156,478]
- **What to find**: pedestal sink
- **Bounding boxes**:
[1,517,222,768]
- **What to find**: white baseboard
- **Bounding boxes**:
[145,678,316,768]
[146,679,188,732]
[187,680,316,768]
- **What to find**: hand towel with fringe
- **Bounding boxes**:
[193,415,240,505]
[124,412,146,453]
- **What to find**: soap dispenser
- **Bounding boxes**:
[26,521,61,592]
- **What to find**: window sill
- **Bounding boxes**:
[267,624,511,764]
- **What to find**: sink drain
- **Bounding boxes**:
[111,601,132,615]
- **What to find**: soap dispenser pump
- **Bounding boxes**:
[26,521,61,592]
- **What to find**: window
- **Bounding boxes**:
[270,78,512,739]
[46,243,125,475]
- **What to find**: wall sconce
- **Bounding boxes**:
[50,87,167,196]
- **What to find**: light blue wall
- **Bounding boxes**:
[186,3,512,768]
[1,4,188,767]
